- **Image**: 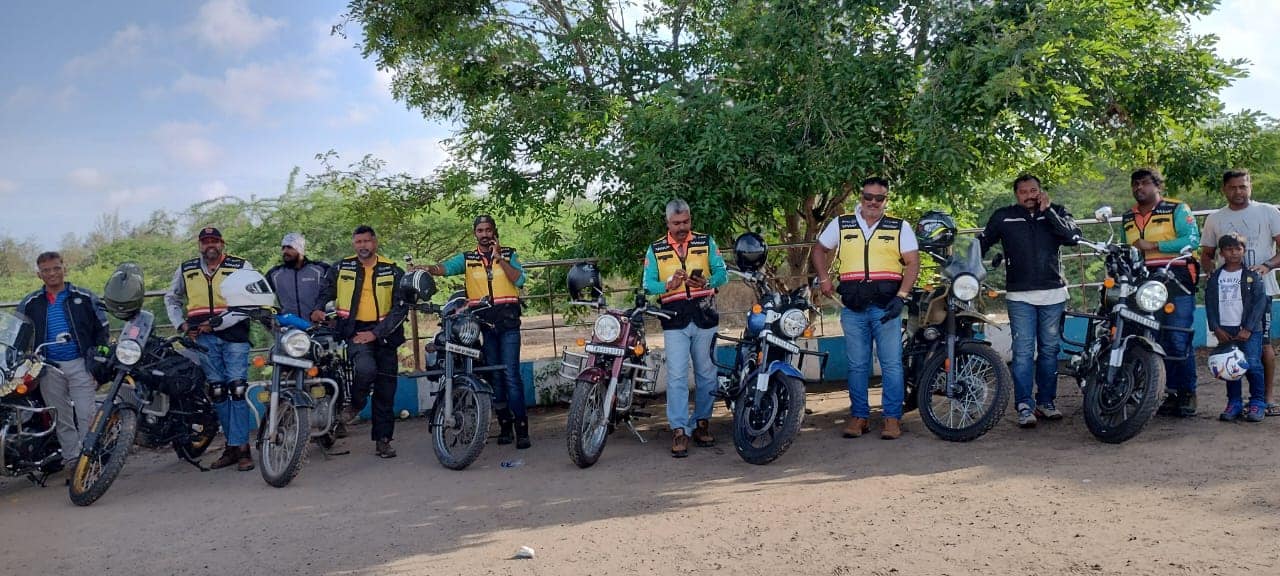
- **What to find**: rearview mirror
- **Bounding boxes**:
[1094,206,1113,223]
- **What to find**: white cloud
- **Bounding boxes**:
[372,67,397,100]
[199,180,231,200]
[153,122,222,169]
[173,61,330,121]
[64,24,147,75]
[67,168,108,189]
[193,0,285,54]
[369,138,450,177]
[1191,0,1280,115]
[328,103,377,127]
[5,84,77,112]
[105,185,166,209]
[0,178,16,195]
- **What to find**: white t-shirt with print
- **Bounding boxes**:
[1217,269,1244,327]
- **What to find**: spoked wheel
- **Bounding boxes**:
[1084,346,1164,444]
[258,400,311,487]
[566,378,611,469]
[918,343,1011,442]
[732,374,805,465]
[432,379,491,470]
[69,407,138,506]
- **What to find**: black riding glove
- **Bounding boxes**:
[879,296,906,324]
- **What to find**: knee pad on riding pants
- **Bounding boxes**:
[229,379,248,401]
[208,381,227,403]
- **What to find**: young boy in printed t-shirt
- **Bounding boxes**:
[1205,233,1269,422]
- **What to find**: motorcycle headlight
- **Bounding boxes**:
[778,309,808,338]
[952,274,980,302]
[593,315,622,343]
[281,329,312,358]
[452,317,481,346]
[116,339,143,365]
[1135,280,1168,313]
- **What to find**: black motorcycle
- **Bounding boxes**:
[69,309,219,506]
[0,311,68,485]
[1060,206,1193,443]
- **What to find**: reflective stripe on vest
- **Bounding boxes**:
[463,248,521,306]
[182,256,248,318]
[652,233,715,304]
[836,215,905,282]
[1123,199,1190,267]
[334,256,397,320]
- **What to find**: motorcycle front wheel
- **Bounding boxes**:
[918,342,1011,442]
[258,399,311,487]
[69,406,138,506]
[1084,346,1164,444]
[432,378,491,470]
[566,378,612,469]
[732,373,805,465]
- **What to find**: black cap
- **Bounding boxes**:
[198,227,223,241]
[473,214,496,229]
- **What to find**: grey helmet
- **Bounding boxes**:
[103,263,145,320]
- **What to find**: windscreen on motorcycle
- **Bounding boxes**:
[941,235,987,283]
[0,311,34,371]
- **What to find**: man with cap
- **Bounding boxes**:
[266,232,338,432]
[426,215,531,448]
[164,226,257,471]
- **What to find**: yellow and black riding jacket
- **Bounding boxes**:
[323,255,407,346]
[180,255,250,341]
[1122,198,1200,295]
[833,214,908,309]
[643,232,727,330]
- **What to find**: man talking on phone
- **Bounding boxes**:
[643,199,728,458]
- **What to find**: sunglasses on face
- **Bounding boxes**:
[861,193,888,203]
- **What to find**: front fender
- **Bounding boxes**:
[1118,334,1166,357]
[574,366,609,386]
[280,386,315,409]
[956,310,999,326]
[761,360,803,379]
[453,372,494,395]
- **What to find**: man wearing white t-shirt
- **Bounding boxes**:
[1200,169,1280,417]
[812,177,921,440]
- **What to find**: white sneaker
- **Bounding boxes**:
[1035,402,1063,421]
[1017,403,1037,428]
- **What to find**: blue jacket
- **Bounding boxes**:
[18,282,111,369]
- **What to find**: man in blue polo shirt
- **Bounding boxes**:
[18,252,111,469]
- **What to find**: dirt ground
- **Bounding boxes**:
[3,360,1279,576]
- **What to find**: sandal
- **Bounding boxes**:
[1265,403,1280,417]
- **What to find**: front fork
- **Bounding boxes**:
[81,370,131,456]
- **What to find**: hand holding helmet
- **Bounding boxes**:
[1208,345,1249,381]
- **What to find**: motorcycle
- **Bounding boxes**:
[69,309,219,506]
[0,311,68,485]
[561,263,668,468]
[711,233,826,464]
[1060,206,1193,443]
[402,268,495,471]
[904,231,1012,442]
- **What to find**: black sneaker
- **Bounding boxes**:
[1178,392,1197,418]
[1156,391,1182,417]
[514,419,531,450]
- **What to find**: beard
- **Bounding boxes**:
[356,248,373,259]
[282,253,299,265]
[202,246,223,260]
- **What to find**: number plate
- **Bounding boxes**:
[764,333,800,354]
[1118,308,1160,330]
[585,344,626,357]
[445,342,481,358]
[271,355,313,369]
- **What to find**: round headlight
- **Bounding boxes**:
[453,317,481,346]
[281,329,312,358]
[1135,280,1168,312]
[116,340,143,365]
[593,315,622,343]
[778,309,808,338]
[952,274,980,302]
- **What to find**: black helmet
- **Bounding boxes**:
[733,232,768,272]
[566,263,602,301]
[103,263,145,320]
[400,269,437,303]
[916,211,957,251]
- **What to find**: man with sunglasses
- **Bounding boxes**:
[979,174,1081,428]
[812,177,920,440]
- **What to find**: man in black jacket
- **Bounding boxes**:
[18,252,111,468]
[980,174,1081,428]
[266,232,330,320]
[316,225,409,458]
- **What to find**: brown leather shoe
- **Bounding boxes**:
[842,417,870,438]
[376,438,397,459]
[209,446,240,470]
[670,429,689,458]
[236,446,255,472]
[692,419,715,447]
[881,417,902,440]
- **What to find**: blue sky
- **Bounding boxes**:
[1,0,1276,250]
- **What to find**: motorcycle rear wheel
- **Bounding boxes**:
[1084,346,1164,444]
[918,343,1011,442]
[732,373,805,465]
[69,407,137,507]
[432,380,491,470]
[258,400,311,487]
[566,378,611,469]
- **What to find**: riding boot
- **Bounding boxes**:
[515,418,531,450]
[496,408,514,445]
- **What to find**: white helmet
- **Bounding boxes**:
[221,269,277,308]
[1208,345,1248,381]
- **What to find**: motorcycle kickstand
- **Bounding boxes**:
[624,419,647,444]
[181,454,211,472]
[28,472,49,487]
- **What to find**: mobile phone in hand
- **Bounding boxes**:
[690,269,704,279]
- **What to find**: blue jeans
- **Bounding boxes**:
[481,326,526,421]
[197,334,254,447]
[1221,326,1265,404]
[1159,293,1198,393]
[663,323,719,434]
[841,306,904,419]
[1007,300,1065,408]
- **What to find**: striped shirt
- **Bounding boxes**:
[44,289,80,361]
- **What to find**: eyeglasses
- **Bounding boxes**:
[38,266,65,274]
[861,193,888,203]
